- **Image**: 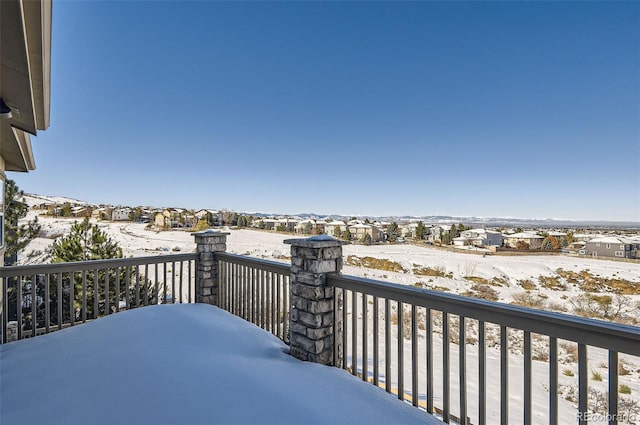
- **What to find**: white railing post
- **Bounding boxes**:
[284,235,346,365]
[192,230,229,306]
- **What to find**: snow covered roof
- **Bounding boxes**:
[504,232,543,239]
[587,236,634,244]
[326,220,346,226]
[547,231,567,237]
[349,224,373,229]
[1,304,434,425]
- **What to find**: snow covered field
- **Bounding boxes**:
[17,215,640,424]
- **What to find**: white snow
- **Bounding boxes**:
[0,304,439,425]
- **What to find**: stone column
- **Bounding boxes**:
[192,230,229,306]
[284,235,345,365]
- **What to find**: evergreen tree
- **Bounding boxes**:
[363,233,372,246]
[61,202,72,217]
[333,226,341,238]
[52,218,122,262]
[48,218,157,321]
[415,221,426,240]
[303,223,312,235]
[3,179,41,266]
[342,228,352,241]
[387,222,401,242]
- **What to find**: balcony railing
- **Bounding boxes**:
[0,253,197,342]
[328,274,640,425]
[217,252,291,343]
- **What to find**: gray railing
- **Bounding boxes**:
[217,252,291,343]
[0,253,197,343]
[328,273,640,425]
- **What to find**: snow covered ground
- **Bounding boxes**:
[0,304,438,425]
[16,215,640,424]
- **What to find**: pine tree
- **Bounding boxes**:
[415,221,426,240]
[51,218,122,262]
[3,179,41,266]
[343,228,352,241]
[387,222,401,242]
[333,226,341,238]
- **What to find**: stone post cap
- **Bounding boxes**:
[284,235,348,248]
[191,230,231,237]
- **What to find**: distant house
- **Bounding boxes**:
[195,209,223,226]
[324,220,347,237]
[71,206,91,218]
[295,219,317,235]
[276,218,299,232]
[91,207,113,221]
[347,224,383,242]
[426,225,451,244]
[581,236,639,259]
[459,228,503,247]
[503,232,544,249]
[112,208,131,221]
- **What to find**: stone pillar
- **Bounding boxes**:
[284,235,346,365]
[192,230,229,306]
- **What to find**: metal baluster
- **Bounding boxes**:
[412,304,418,407]
[171,260,175,304]
[58,272,63,327]
[609,351,618,425]
[69,272,75,325]
[373,296,379,387]
[179,261,184,303]
[427,308,434,414]
[17,276,23,339]
[362,293,368,382]
[45,273,51,333]
[549,337,558,425]
[479,321,486,425]
[385,297,391,392]
[398,301,404,401]
[163,263,167,304]
[125,266,130,310]
[2,275,7,342]
[154,263,159,305]
[443,313,450,423]
[276,272,281,339]
[188,260,192,304]
[500,326,508,425]
[352,290,357,376]
[31,274,37,337]
[135,266,140,308]
[115,268,120,313]
[460,316,467,424]
[93,269,98,318]
[343,288,348,371]
[578,344,588,425]
[82,271,87,322]
[524,331,532,425]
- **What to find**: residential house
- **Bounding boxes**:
[294,219,317,235]
[324,220,347,237]
[459,228,503,247]
[71,206,91,218]
[581,236,639,259]
[195,209,223,226]
[91,207,113,221]
[503,232,544,249]
[347,224,383,242]
[112,208,131,221]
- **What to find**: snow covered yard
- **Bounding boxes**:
[0,304,439,425]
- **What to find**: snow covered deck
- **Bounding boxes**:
[0,304,440,425]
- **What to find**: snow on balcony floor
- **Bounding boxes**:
[1,304,439,425]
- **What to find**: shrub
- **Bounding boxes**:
[619,384,632,394]
[563,369,575,377]
[591,371,603,382]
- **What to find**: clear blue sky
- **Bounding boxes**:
[14,1,640,221]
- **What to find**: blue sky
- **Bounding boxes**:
[14,1,640,221]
